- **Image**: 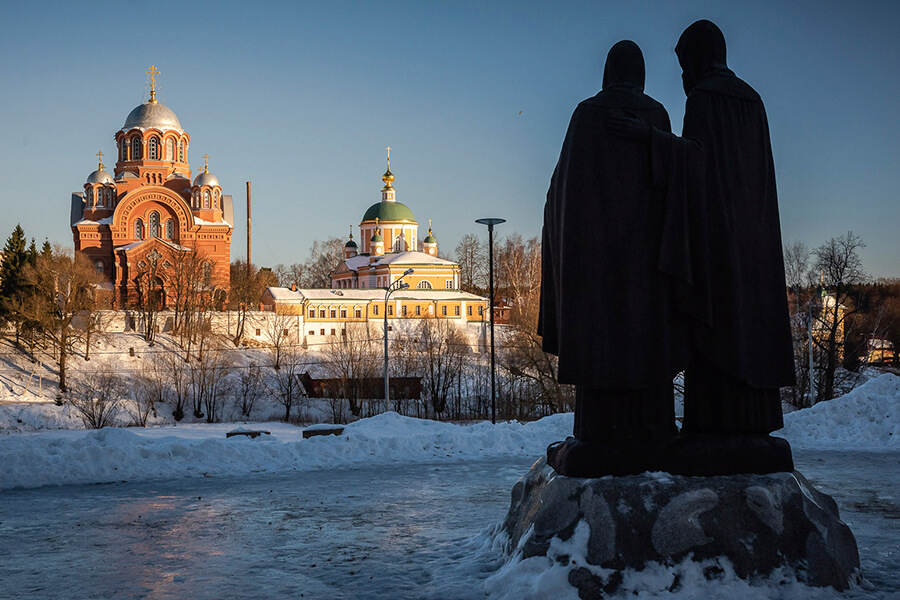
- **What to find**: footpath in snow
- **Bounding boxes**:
[0,373,898,491]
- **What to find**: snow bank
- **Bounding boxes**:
[0,412,573,491]
[779,373,900,449]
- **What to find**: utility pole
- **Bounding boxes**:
[475,218,505,424]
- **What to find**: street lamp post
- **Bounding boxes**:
[475,217,505,424]
[384,268,414,408]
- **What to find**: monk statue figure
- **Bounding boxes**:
[540,40,688,477]
[543,23,796,477]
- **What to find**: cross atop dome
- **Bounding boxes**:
[203,153,210,172]
[96,150,104,170]
[145,65,161,104]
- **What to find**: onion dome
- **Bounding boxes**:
[86,168,114,185]
[345,230,358,248]
[122,102,183,132]
[381,167,395,191]
[193,155,220,187]
[86,151,113,184]
[193,171,220,187]
[362,201,415,222]
[423,228,437,244]
[370,231,384,243]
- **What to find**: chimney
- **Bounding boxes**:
[291,283,297,292]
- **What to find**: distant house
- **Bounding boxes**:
[256,287,490,349]
[862,336,898,365]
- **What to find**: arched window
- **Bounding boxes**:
[416,280,432,289]
[149,211,160,238]
[214,190,219,208]
[148,137,159,160]
[86,187,93,206]
[120,141,127,161]
[134,219,144,240]
[94,260,104,274]
[165,219,174,240]
[131,137,141,160]
[178,140,185,162]
[165,138,174,161]
[203,190,210,208]
[202,262,212,283]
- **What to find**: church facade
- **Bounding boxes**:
[330,153,461,291]
[71,67,233,309]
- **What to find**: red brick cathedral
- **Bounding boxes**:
[71,66,232,309]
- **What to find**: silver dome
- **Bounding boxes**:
[193,171,220,187]
[122,102,183,132]
[86,169,114,185]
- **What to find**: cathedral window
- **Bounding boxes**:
[165,220,174,240]
[148,137,159,160]
[165,138,174,161]
[214,190,219,208]
[131,137,141,160]
[149,212,160,238]
[416,281,432,289]
[86,187,93,206]
[178,140,185,162]
[203,191,210,208]
[94,260,104,274]
[121,142,127,161]
[135,219,144,240]
[202,262,212,284]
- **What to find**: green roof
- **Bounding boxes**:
[362,201,415,223]
[345,239,358,248]
[423,235,437,243]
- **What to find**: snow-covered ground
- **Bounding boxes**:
[1,338,898,599]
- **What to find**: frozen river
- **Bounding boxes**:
[0,451,897,599]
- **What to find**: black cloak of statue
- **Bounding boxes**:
[539,40,687,390]
[651,20,795,394]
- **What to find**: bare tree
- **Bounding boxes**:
[229,259,278,345]
[69,371,123,428]
[165,346,191,421]
[455,233,486,294]
[271,345,305,422]
[132,352,170,425]
[131,253,165,344]
[273,263,305,289]
[265,311,296,370]
[812,231,866,402]
[187,326,233,422]
[419,318,468,419]
[302,237,345,288]
[235,362,264,418]
[783,241,814,408]
[18,246,102,393]
[320,322,377,417]
[495,233,572,417]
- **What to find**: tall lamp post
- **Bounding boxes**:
[384,268,414,408]
[475,218,505,424]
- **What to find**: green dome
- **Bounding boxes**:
[424,234,437,244]
[362,201,415,223]
[345,239,358,248]
[370,233,384,242]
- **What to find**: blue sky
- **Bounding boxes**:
[1,0,897,276]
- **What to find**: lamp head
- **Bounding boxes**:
[403,268,414,276]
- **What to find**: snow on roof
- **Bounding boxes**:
[342,251,456,273]
[74,216,114,226]
[114,238,193,253]
[264,287,486,303]
[194,216,232,227]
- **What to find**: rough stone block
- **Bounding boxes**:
[502,457,860,591]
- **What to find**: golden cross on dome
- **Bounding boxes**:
[348,225,354,239]
[96,150,104,169]
[202,154,210,172]
[385,146,391,168]
[145,65,161,103]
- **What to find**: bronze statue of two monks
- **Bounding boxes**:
[540,20,796,477]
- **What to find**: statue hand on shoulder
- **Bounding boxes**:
[607,111,651,142]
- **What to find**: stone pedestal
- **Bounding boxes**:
[502,458,860,593]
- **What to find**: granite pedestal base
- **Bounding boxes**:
[502,458,860,594]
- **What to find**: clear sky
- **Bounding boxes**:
[1,0,897,277]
